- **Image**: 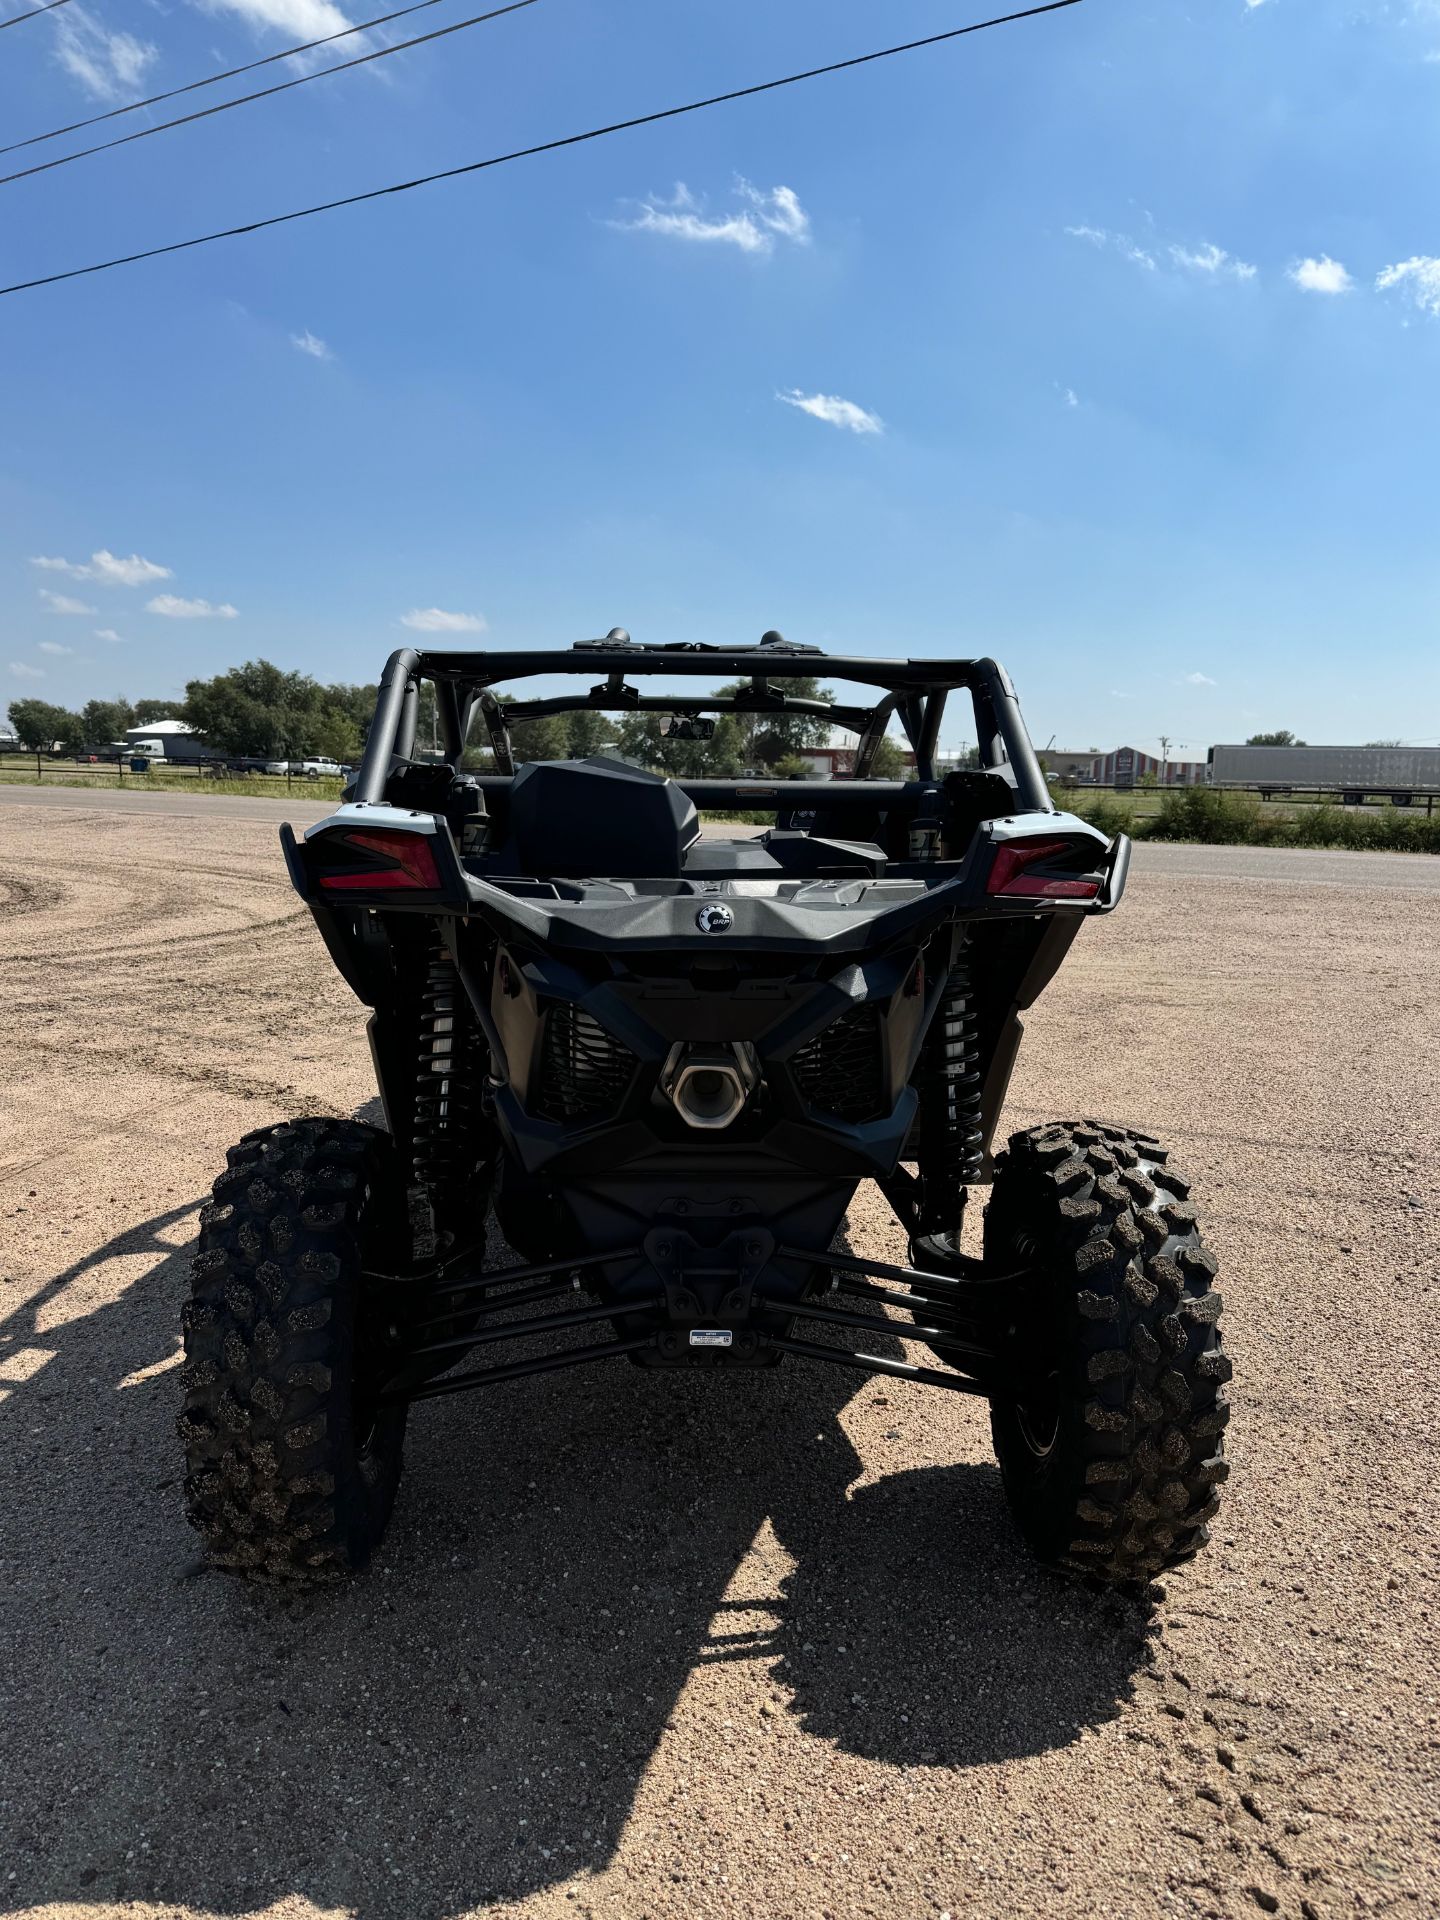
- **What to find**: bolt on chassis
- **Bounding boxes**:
[178,632,1229,1585]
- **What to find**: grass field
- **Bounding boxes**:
[1063,781,1440,852]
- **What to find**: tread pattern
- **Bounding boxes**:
[178,1118,408,1584]
[985,1119,1229,1585]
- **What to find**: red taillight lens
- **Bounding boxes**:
[316,828,442,892]
[987,838,1100,900]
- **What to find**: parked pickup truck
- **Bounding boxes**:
[262,758,347,778]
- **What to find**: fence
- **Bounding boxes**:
[0,754,345,799]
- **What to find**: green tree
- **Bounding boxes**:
[308,708,363,763]
[750,727,794,768]
[509,713,571,764]
[183,660,348,758]
[462,697,600,767]
[714,675,835,762]
[867,733,907,779]
[81,697,135,746]
[1246,730,1306,747]
[131,698,178,725]
[565,709,615,759]
[616,710,746,778]
[7,698,83,750]
[323,682,379,746]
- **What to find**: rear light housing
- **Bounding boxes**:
[987,837,1101,901]
[315,827,443,893]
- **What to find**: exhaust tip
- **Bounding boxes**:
[662,1043,759,1131]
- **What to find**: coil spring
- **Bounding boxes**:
[917,956,984,1229]
[411,942,487,1208]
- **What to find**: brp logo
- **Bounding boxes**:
[695,903,734,933]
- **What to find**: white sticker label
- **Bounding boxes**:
[688,1329,734,1348]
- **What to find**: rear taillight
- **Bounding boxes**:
[987,838,1101,900]
[316,828,442,892]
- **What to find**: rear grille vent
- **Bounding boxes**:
[534,1004,636,1123]
[791,1003,886,1123]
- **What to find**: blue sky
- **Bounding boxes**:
[3,0,1440,756]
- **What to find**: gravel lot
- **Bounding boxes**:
[1,800,1437,1920]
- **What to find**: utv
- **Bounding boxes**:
[178,634,1228,1586]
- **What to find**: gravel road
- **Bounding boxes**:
[0,801,1436,1920]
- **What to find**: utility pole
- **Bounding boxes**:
[1159,734,1171,785]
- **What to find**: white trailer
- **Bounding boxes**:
[1209,744,1440,806]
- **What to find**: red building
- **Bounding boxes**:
[1088,746,1207,788]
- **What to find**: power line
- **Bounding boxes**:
[0,0,69,27]
[0,0,1082,298]
[0,0,537,190]
[2,0,467,158]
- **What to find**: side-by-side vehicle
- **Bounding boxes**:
[177,632,1229,1586]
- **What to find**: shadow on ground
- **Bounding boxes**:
[0,1183,1153,1918]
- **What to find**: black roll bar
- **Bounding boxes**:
[353,646,421,805]
[976,656,1052,814]
[350,644,1054,816]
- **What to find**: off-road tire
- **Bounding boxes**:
[983,1119,1229,1584]
[178,1117,410,1584]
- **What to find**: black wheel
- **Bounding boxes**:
[981,1119,1229,1584]
[178,1117,410,1584]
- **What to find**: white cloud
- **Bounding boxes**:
[146,594,239,618]
[52,4,158,101]
[37,641,74,656]
[1066,224,1156,271]
[291,329,333,361]
[612,180,810,256]
[9,662,45,680]
[30,549,172,585]
[94,629,125,643]
[199,0,357,42]
[399,607,488,633]
[1183,671,1217,686]
[1244,0,1268,9]
[737,179,810,243]
[39,589,96,615]
[1169,241,1258,281]
[88,549,172,586]
[1288,254,1353,294]
[1376,255,1440,318]
[777,389,884,435]
[1061,387,1079,408]
[1068,224,1256,281]
[187,0,367,68]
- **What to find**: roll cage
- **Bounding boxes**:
[349,630,1055,811]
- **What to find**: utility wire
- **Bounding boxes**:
[0,0,70,31]
[0,0,536,189]
[2,0,464,157]
[0,0,1082,298]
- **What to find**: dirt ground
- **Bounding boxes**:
[1,801,1437,1920]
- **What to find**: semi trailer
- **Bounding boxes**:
[1208,743,1440,806]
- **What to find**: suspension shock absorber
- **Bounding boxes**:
[411,936,489,1220]
[915,944,984,1235]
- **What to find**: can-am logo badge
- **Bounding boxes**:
[695,904,734,933]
